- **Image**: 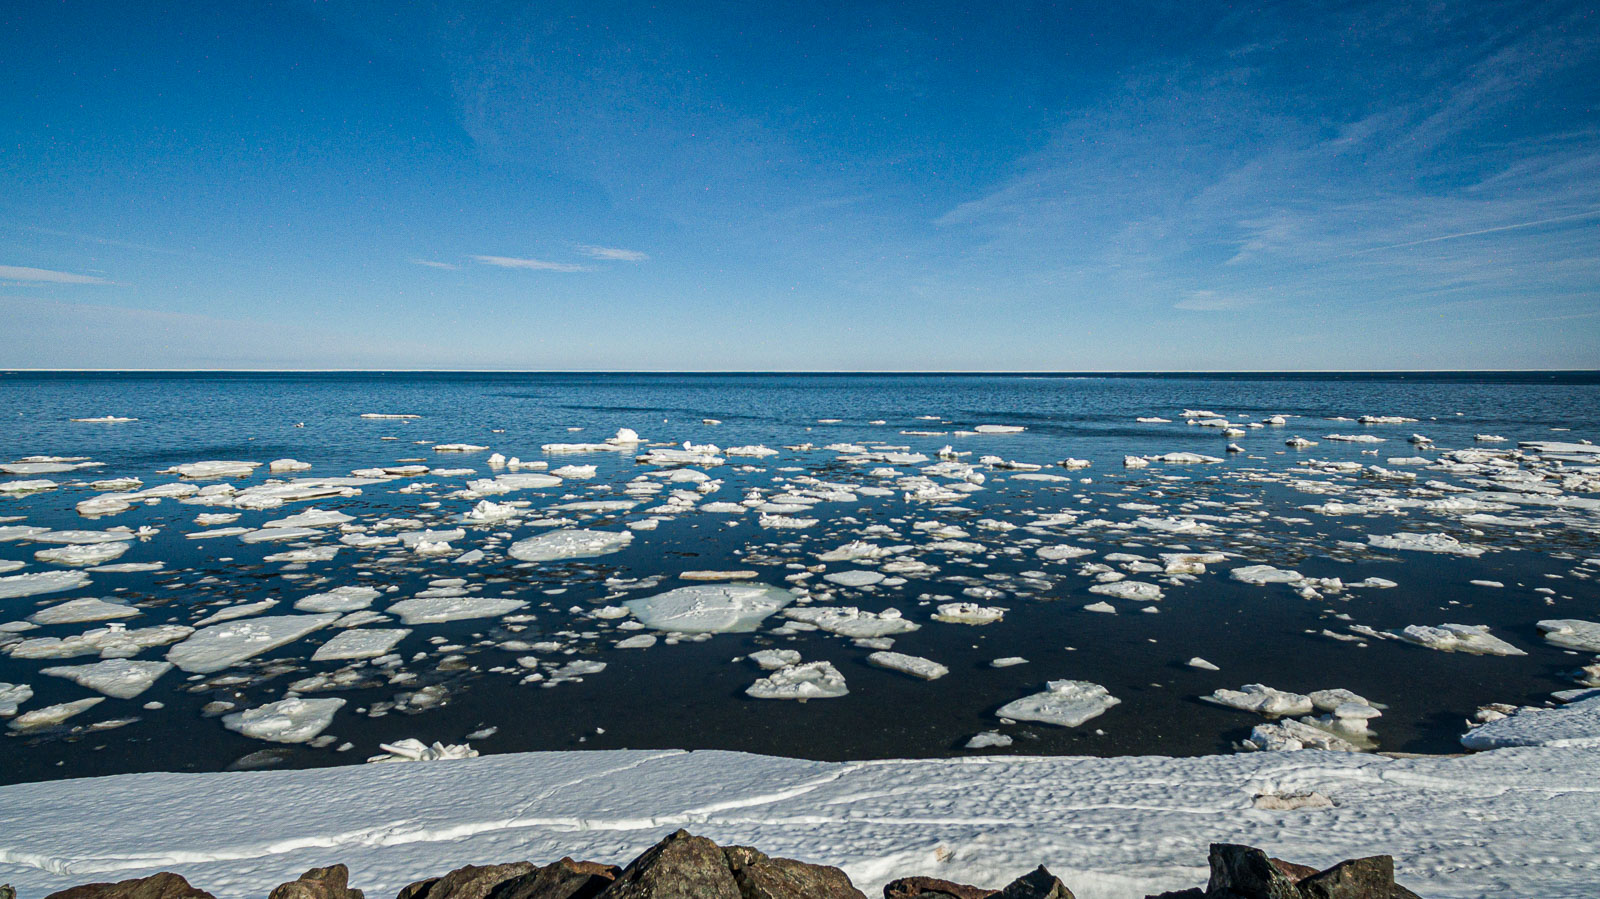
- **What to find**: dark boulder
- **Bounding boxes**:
[722,845,866,899]
[488,858,619,899]
[44,872,216,899]
[600,830,742,899]
[882,875,996,899]
[397,864,537,899]
[269,865,364,899]
[1297,856,1420,899]
[991,867,1074,899]
[1206,845,1302,899]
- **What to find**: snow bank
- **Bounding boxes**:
[7,740,1596,898]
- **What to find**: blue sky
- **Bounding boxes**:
[2,0,1597,370]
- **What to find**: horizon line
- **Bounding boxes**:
[3,367,1599,375]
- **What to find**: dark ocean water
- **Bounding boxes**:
[1,371,1597,784]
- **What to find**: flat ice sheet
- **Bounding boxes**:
[624,583,794,634]
[167,614,341,674]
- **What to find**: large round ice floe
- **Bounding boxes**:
[623,583,795,634]
[996,680,1120,727]
[508,528,634,562]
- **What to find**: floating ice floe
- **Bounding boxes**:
[823,570,885,588]
[1204,684,1314,718]
[1187,657,1220,671]
[1536,619,1600,652]
[782,606,919,638]
[1243,717,1360,752]
[167,614,340,673]
[293,586,382,613]
[0,683,31,717]
[311,628,411,662]
[366,738,478,763]
[1036,545,1093,562]
[748,649,802,670]
[222,697,345,743]
[34,542,129,566]
[70,416,136,423]
[965,730,1014,749]
[867,651,948,680]
[996,680,1120,727]
[973,425,1025,434]
[11,623,193,660]
[29,597,138,625]
[932,602,1004,625]
[8,697,103,732]
[746,661,849,700]
[40,659,172,699]
[0,480,60,494]
[1088,581,1162,601]
[1367,532,1487,556]
[161,461,261,479]
[193,599,278,626]
[1396,624,1525,656]
[387,596,527,625]
[624,583,794,633]
[1229,565,1303,585]
[507,528,634,562]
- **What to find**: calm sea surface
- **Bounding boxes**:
[1,371,1597,784]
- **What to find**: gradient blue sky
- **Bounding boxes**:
[2,0,1597,370]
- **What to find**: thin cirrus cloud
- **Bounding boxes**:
[469,255,592,272]
[0,264,114,285]
[409,258,459,270]
[574,244,649,262]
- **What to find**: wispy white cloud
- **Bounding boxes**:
[574,244,649,262]
[0,265,115,285]
[409,258,459,269]
[470,255,591,272]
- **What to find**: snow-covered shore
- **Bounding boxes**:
[4,717,1599,899]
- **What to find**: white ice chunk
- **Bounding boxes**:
[40,659,171,699]
[295,586,382,613]
[386,596,527,625]
[8,697,103,731]
[782,606,920,638]
[222,697,345,743]
[746,661,849,700]
[167,614,340,673]
[29,598,138,625]
[312,628,411,662]
[1536,619,1600,652]
[1204,684,1314,717]
[867,651,948,680]
[996,680,1120,727]
[625,583,795,634]
[1397,624,1525,656]
[507,528,634,562]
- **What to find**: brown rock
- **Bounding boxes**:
[722,845,866,899]
[883,875,996,899]
[397,864,536,899]
[990,867,1074,899]
[488,859,619,899]
[44,872,215,899]
[1268,860,1319,884]
[599,830,742,899]
[1296,856,1420,899]
[270,865,364,899]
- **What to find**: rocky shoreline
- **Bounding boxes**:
[11,830,1420,899]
